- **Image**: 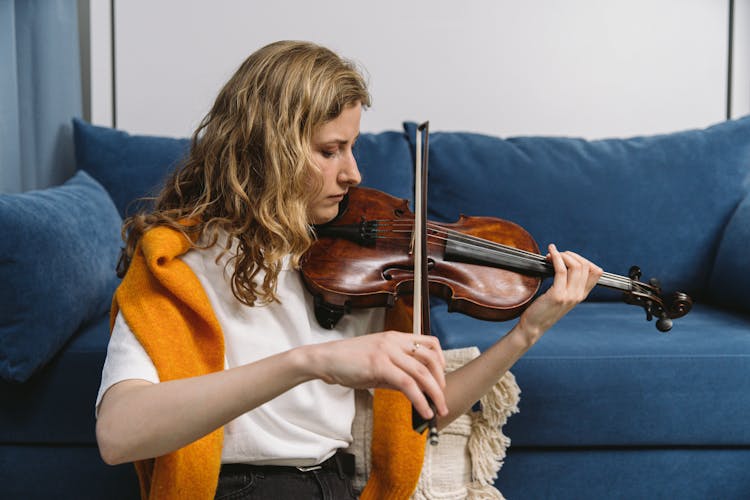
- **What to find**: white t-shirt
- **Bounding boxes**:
[96,238,385,466]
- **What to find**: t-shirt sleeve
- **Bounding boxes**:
[95,311,160,417]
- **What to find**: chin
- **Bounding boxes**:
[310,209,338,225]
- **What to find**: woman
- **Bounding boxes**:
[95,40,602,500]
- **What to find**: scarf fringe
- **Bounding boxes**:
[411,347,521,500]
[468,370,520,488]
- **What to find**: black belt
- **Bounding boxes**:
[220,451,356,479]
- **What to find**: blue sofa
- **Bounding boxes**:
[2,115,749,499]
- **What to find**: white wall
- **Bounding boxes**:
[88,0,112,127]
[90,0,748,139]
[733,0,750,118]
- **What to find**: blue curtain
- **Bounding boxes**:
[0,0,82,193]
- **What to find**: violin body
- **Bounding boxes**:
[302,186,543,323]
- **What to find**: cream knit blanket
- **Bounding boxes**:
[347,346,521,499]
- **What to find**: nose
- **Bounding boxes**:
[339,149,361,186]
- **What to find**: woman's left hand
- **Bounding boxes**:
[516,243,603,343]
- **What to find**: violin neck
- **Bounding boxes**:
[443,234,632,293]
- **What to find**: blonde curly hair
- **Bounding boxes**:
[118,40,371,306]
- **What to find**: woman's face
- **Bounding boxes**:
[308,102,362,224]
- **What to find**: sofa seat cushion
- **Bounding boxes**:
[0,444,139,499]
[0,314,110,444]
[430,301,750,446]
[497,447,750,500]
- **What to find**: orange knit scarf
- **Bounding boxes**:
[111,226,426,499]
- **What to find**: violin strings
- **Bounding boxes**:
[366,219,640,292]
[427,224,639,291]
[373,220,545,269]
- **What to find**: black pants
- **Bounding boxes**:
[215,452,358,500]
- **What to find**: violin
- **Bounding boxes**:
[300,186,693,332]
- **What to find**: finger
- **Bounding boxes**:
[559,251,586,289]
[393,346,448,416]
[547,244,568,287]
[380,364,441,419]
[408,334,446,369]
[408,333,445,365]
[561,251,601,282]
[409,339,447,389]
[559,251,603,298]
[587,263,604,290]
[574,254,604,291]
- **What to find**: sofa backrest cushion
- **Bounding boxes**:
[73,118,190,218]
[353,131,414,202]
[405,117,750,302]
[708,190,750,311]
[0,171,122,383]
[73,119,414,219]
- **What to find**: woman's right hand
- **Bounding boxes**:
[303,331,448,420]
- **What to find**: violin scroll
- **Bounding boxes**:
[624,265,693,332]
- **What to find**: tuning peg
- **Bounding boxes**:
[629,266,642,280]
[656,316,673,332]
